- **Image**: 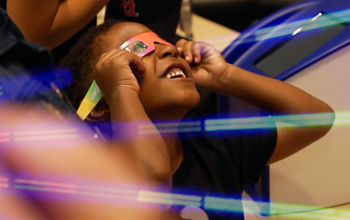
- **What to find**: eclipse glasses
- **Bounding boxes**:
[76,32,172,120]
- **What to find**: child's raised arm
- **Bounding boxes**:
[176,39,335,164]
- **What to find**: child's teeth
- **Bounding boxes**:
[164,70,186,79]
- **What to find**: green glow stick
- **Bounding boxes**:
[76,80,102,120]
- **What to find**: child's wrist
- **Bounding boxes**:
[105,86,139,105]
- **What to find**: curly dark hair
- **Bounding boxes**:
[59,18,122,109]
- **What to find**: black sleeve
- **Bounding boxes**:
[0,0,6,10]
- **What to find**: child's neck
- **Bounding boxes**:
[161,132,183,175]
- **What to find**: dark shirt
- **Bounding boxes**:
[172,111,277,220]
[0,7,82,123]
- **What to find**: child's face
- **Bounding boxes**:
[101,22,200,121]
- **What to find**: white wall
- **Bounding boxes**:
[269,44,350,212]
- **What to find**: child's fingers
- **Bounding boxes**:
[97,48,119,63]
[175,39,194,62]
[127,53,146,75]
[181,41,195,63]
[192,42,205,64]
[175,39,207,64]
[96,49,145,74]
[175,38,187,53]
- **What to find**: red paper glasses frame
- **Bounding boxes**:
[75,32,173,120]
[119,31,173,57]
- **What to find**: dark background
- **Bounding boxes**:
[0,0,302,32]
[191,0,303,32]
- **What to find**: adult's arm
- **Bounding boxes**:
[0,103,177,220]
[7,0,109,49]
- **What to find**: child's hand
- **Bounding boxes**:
[175,39,228,91]
[93,48,145,104]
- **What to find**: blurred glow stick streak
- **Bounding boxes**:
[205,112,337,132]
[138,121,201,135]
[15,178,76,189]
[0,128,80,143]
[14,182,200,206]
[178,9,350,50]
[137,112,341,134]
[11,178,350,219]
[0,176,9,188]
[14,183,138,202]
[205,197,350,220]
[0,132,10,143]
[230,9,350,46]
[0,113,342,140]
[254,16,347,42]
[15,184,76,194]
[138,191,202,206]
[13,178,203,207]
[268,202,347,220]
[255,9,350,35]
[13,128,77,136]
[14,134,78,142]
[0,176,9,181]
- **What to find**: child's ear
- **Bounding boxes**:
[84,98,110,123]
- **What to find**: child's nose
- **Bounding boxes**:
[155,43,178,58]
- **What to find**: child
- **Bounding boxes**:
[61,19,334,219]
